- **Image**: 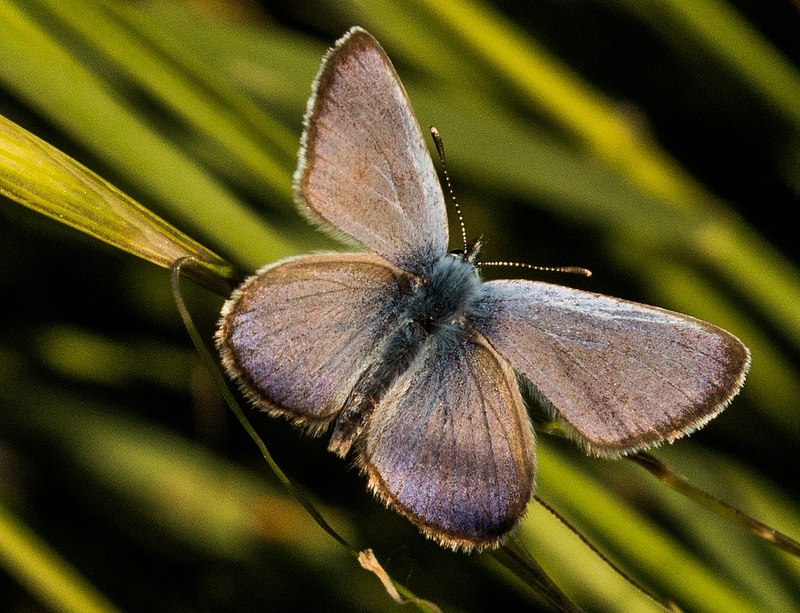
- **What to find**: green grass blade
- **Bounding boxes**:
[530,443,766,612]
[0,0,294,269]
[615,0,800,132]
[31,0,295,199]
[0,114,237,293]
[0,501,121,613]
[405,0,800,351]
[1,3,798,610]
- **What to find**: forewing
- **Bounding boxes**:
[361,330,535,550]
[294,27,449,275]
[216,253,413,430]
[473,280,751,455]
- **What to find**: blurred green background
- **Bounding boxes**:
[1,0,799,611]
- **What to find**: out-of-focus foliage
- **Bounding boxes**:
[1,0,798,611]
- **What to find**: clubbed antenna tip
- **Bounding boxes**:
[480,262,593,277]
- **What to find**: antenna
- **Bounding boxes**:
[429,127,592,279]
[480,261,593,277]
[430,127,468,253]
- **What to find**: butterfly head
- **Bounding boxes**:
[448,237,483,267]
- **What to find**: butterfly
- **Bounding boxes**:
[216,27,750,550]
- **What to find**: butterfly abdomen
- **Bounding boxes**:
[328,319,427,457]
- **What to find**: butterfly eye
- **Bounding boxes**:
[447,248,481,272]
[448,239,482,268]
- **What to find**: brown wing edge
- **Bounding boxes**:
[216,252,417,437]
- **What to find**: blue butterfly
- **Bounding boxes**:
[217,27,750,550]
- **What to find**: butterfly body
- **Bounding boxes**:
[217,27,750,550]
[328,249,484,456]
